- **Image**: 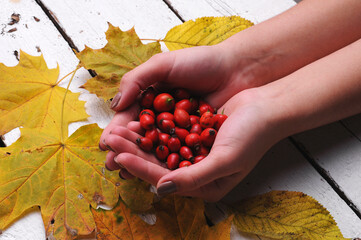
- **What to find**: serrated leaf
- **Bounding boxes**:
[0,51,89,136]
[0,124,119,239]
[0,123,154,240]
[93,195,233,240]
[232,191,347,240]
[77,23,161,100]
[164,16,253,51]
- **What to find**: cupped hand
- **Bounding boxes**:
[107,89,283,202]
[100,43,270,151]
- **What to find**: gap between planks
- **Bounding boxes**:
[32,0,361,222]
[289,136,361,219]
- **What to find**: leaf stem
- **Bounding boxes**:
[139,38,162,42]
[60,65,81,143]
[56,68,78,85]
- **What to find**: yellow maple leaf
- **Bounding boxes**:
[163,16,254,51]
[77,23,162,100]
[92,195,233,240]
[0,123,154,240]
[0,124,118,239]
[232,191,347,240]
[0,51,89,136]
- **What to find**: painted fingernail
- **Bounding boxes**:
[104,163,112,171]
[114,157,125,169]
[99,143,106,151]
[118,171,126,180]
[110,92,122,109]
[102,139,115,152]
[157,181,177,197]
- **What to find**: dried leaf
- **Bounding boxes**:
[93,195,232,240]
[163,16,253,51]
[0,51,89,136]
[77,23,161,100]
[0,123,154,240]
[0,124,119,239]
[232,191,347,240]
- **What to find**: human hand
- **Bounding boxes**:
[105,89,283,201]
[100,43,271,152]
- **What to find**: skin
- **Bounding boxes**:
[100,0,361,201]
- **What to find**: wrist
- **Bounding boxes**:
[216,31,280,90]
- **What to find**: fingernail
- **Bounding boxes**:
[157,181,177,197]
[99,143,106,151]
[114,157,125,169]
[118,171,126,180]
[105,163,112,171]
[103,139,115,152]
[111,92,122,109]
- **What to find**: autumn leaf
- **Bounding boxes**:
[0,122,154,240]
[163,16,254,51]
[77,23,161,100]
[0,124,118,239]
[92,195,233,240]
[0,51,89,136]
[232,191,347,240]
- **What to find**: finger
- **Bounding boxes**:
[119,168,135,180]
[156,151,238,197]
[111,52,176,111]
[105,151,122,171]
[115,153,169,186]
[105,151,135,179]
[105,130,160,165]
[99,103,140,150]
[177,171,245,202]
[126,121,144,135]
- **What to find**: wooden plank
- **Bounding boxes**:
[165,0,296,23]
[2,0,360,239]
[39,0,182,51]
[292,119,361,215]
[225,139,361,237]
[41,0,361,237]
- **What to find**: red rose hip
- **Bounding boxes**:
[136,137,153,152]
[190,115,200,125]
[174,127,189,143]
[145,128,159,145]
[199,101,215,116]
[167,136,181,152]
[200,111,214,129]
[174,108,191,128]
[179,146,194,160]
[153,93,175,112]
[213,113,228,130]
[173,88,191,100]
[140,87,156,108]
[140,114,155,130]
[200,128,217,147]
[185,133,201,149]
[159,119,175,134]
[179,160,192,168]
[167,153,180,170]
[190,123,202,135]
[194,155,206,163]
[175,99,192,113]
[139,109,155,119]
[156,145,169,161]
[159,133,171,145]
[156,112,174,126]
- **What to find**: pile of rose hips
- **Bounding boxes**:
[136,87,227,170]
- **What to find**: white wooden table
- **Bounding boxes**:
[1,0,361,239]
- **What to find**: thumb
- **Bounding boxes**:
[156,152,235,197]
[110,52,176,111]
